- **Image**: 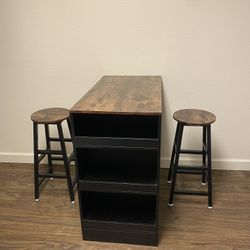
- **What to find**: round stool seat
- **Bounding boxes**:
[173,109,216,126]
[31,108,69,124]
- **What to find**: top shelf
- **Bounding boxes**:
[70,76,162,115]
[71,113,160,139]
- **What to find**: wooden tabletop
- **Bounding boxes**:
[70,76,162,115]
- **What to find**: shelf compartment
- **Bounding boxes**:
[71,114,159,139]
[81,191,156,225]
[76,148,158,184]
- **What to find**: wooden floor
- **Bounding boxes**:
[0,163,250,249]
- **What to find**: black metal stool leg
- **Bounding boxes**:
[168,123,184,206]
[167,122,180,183]
[33,122,39,201]
[202,126,207,185]
[57,123,75,203]
[207,125,213,208]
[67,118,75,164]
[45,124,53,174]
[67,118,73,138]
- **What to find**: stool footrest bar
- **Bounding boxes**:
[180,149,203,154]
[37,150,63,155]
[48,137,72,142]
[177,166,207,175]
[174,190,208,196]
[177,169,204,174]
[39,173,67,179]
[51,156,64,161]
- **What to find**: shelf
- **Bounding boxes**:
[83,219,156,232]
[81,191,156,225]
[73,136,159,149]
[72,114,159,139]
[82,227,157,246]
[78,180,157,194]
[76,148,158,184]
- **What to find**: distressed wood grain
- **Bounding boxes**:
[31,108,69,124]
[70,76,162,115]
[173,109,216,126]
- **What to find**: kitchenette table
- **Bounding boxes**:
[70,75,162,246]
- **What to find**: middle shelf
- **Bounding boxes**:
[76,147,158,182]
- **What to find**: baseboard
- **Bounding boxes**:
[0,152,250,171]
[0,152,34,163]
[161,157,250,171]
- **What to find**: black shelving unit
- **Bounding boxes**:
[70,76,162,246]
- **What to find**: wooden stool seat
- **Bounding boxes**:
[31,108,69,124]
[173,109,216,126]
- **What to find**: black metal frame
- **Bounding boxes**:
[33,118,76,203]
[167,122,213,208]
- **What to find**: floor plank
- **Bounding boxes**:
[0,163,250,249]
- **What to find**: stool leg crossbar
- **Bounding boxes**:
[33,121,76,203]
[168,123,213,208]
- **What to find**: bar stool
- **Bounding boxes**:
[31,107,76,203]
[167,109,216,208]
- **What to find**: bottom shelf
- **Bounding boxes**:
[80,191,158,245]
[82,227,158,246]
[81,191,156,225]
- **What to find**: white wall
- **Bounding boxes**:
[0,0,249,169]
